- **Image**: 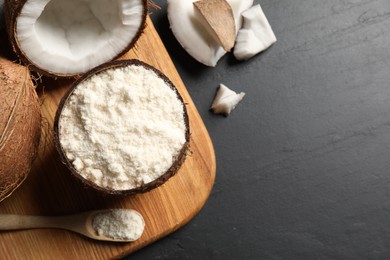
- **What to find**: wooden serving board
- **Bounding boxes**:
[0,17,216,259]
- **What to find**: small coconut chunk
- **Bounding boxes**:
[167,0,253,67]
[234,29,262,60]
[193,0,236,51]
[234,4,276,60]
[211,84,245,116]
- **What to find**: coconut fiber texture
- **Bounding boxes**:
[0,57,41,202]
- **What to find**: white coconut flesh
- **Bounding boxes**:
[16,0,144,75]
[167,0,253,67]
[234,4,277,60]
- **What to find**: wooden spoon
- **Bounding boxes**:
[0,209,144,242]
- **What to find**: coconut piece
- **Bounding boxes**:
[234,4,277,60]
[4,0,147,77]
[54,59,190,195]
[228,0,253,31]
[0,57,41,202]
[167,0,253,67]
[211,83,245,116]
[193,0,235,51]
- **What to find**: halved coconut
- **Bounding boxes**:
[54,59,190,195]
[167,0,253,66]
[4,0,147,77]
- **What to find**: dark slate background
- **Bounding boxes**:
[128,0,390,259]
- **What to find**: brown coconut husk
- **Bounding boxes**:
[0,57,41,202]
[194,0,236,51]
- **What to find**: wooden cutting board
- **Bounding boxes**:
[0,16,216,259]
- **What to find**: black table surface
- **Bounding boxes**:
[128,0,390,259]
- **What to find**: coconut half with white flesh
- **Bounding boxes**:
[167,0,253,67]
[4,0,147,77]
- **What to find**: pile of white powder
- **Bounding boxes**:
[92,209,145,241]
[59,64,186,190]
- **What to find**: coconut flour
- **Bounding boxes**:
[59,65,186,190]
[92,209,144,241]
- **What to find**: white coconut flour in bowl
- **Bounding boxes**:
[58,61,188,191]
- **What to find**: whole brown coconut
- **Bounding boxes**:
[0,57,41,202]
[54,59,190,196]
